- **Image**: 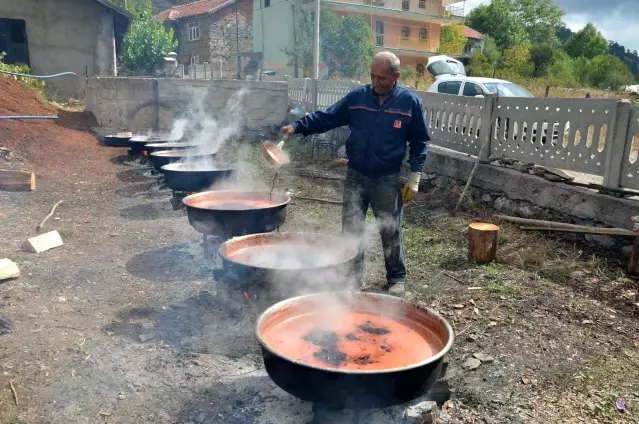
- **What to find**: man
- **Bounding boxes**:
[280,51,430,295]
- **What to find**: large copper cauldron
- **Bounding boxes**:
[161,162,237,192]
[256,292,454,409]
[182,190,290,239]
[217,232,360,298]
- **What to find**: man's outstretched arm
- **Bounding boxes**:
[281,92,353,137]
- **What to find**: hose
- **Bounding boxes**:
[0,70,77,79]
[0,116,59,120]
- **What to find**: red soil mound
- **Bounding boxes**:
[0,77,115,181]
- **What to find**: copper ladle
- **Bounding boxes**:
[262,135,290,166]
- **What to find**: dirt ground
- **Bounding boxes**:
[1,110,639,423]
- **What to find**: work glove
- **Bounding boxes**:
[402,172,421,204]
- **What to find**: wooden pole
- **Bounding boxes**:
[468,222,499,264]
[494,214,635,237]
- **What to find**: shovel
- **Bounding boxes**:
[262,135,290,166]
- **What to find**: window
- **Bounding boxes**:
[187,21,200,41]
[265,0,271,6]
[437,81,462,95]
[419,28,427,42]
[190,55,199,65]
[416,64,424,75]
[418,0,426,8]
[462,82,483,97]
[401,26,410,39]
[375,21,384,46]
[401,0,409,10]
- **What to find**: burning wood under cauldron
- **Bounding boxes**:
[256,292,454,409]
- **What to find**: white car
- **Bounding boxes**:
[424,57,566,144]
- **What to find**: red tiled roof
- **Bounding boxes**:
[463,26,484,40]
[154,0,235,20]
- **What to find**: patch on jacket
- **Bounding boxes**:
[393,120,402,129]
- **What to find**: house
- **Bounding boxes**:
[461,25,484,60]
[252,0,466,78]
[154,0,253,76]
[0,0,132,99]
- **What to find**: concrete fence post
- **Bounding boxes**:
[479,93,496,162]
[602,99,632,190]
[310,78,319,111]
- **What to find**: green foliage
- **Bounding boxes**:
[438,24,468,55]
[284,10,374,79]
[465,0,529,50]
[466,2,636,90]
[321,13,375,79]
[513,0,565,46]
[118,8,178,74]
[565,23,608,59]
[586,54,634,90]
[108,0,151,15]
[0,52,45,94]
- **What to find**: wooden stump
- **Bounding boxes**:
[468,223,500,264]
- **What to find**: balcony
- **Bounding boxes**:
[319,0,466,22]
[374,34,438,55]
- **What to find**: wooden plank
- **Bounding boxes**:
[24,230,63,253]
[0,169,35,191]
[0,258,20,281]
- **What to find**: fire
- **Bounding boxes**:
[243,292,249,300]
[142,151,148,157]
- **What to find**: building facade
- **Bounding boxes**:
[252,0,465,78]
[155,0,253,76]
[0,0,131,99]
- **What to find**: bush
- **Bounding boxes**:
[0,52,46,94]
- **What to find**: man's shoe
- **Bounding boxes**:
[386,281,405,296]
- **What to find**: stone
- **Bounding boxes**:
[404,400,439,423]
[584,234,617,249]
[196,413,206,423]
[481,194,492,202]
[473,353,495,363]
[570,201,597,220]
[462,357,482,370]
[494,197,511,211]
[512,161,534,173]
[139,333,155,343]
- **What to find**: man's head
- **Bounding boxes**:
[370,51,400,95]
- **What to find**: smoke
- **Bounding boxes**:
[168,118,188,141]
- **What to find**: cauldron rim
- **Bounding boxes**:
[160,163,235,173]
[255,291,455,375]
[149,149,216,158]
[182,189,291,210]
[218,231,359,273]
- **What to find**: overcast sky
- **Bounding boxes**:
[464,0,639,53]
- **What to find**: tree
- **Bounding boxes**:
[284,10,374,79]
[465,0,529,50]
[108,0,149,14]
[118,8,178,74]
[565,23,608,59]
[587,54,633,90]
[466,51,492,76]
[438,24,468,55]
[513,0,565,46]
[321,13,375,78]
[500,44,534,77]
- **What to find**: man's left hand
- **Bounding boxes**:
[402,172,421,204]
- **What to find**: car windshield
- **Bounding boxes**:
[483,82,533,97]
[429,60,466,76]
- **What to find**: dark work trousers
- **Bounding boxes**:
[342,167,406,286]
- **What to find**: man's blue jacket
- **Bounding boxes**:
[291,83,430,177]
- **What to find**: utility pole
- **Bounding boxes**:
[312,0,320,79]
[235,0,240,79]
